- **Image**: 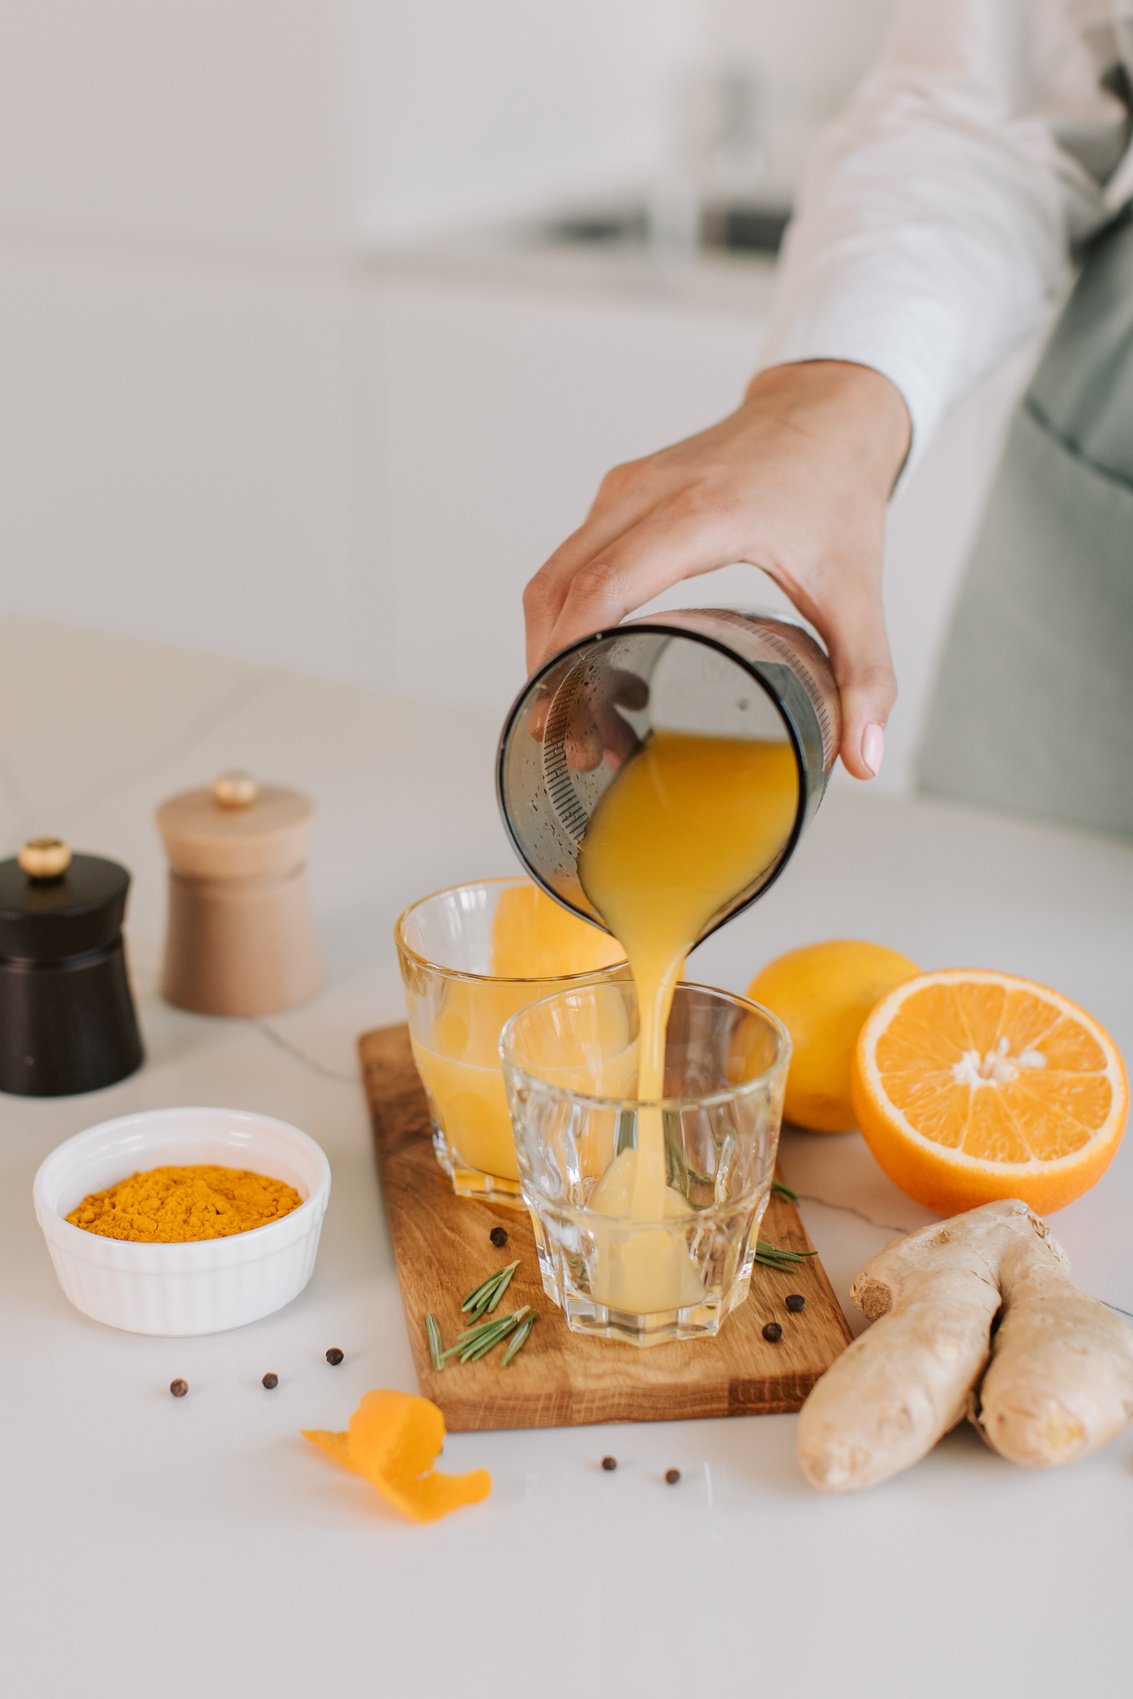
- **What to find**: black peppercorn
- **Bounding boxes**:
[786,1293,806,1313]
[601,1455,618,1472]
[762,1321,783,1343]
[489,1225,509,1248]
[262,1372,279,1389]
[169,1379,189,1398]
[326,1347,344,1365]
[664,1468,681,1486]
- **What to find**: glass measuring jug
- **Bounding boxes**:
[496,608,840,939]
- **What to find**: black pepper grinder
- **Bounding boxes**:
[0,837,144,1096]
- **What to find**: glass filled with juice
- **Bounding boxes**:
[394,878,625,1206]
[501,979,791,1345]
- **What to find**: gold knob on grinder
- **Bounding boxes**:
[213,771,259,810]
[19,837,72,880]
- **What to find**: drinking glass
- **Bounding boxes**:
[501,980,790,1344]
[395,878,624,1206]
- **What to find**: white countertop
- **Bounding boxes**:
[3,618,1131,1699]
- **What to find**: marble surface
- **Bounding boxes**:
[2,618,1131,1699]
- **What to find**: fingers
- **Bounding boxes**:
[588,669,647,773]
[817,579,897,780]
[535,502,736,670]
[556,670,649,775]
[526,666,647,765]
[523,472,652,673]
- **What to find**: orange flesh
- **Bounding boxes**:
[854,970,1127,1215]
[874,983,1114,1163]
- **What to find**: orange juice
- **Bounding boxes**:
[411,982,527,1181]
[489,880,620,980]
[579,730,798,1308]
[410,884,622,1183]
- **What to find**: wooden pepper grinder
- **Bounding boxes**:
[156,771,322,1017]
[0,837,144,1096]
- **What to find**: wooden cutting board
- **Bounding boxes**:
[360,1023,852,1431]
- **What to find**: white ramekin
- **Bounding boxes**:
[33,1107,332,1336]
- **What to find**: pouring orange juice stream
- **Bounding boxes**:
[412,731,797,1306]
[578,729,799,1309]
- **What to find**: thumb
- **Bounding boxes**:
[821,584,897,781]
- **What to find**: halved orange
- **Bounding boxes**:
[852,969,1127,1215]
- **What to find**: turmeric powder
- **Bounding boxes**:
[67,1164,303,1243]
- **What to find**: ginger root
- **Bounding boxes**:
[797,1199,1133,1492]
[972,1228,1133,1466]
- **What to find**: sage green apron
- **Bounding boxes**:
[916,209,1133,838]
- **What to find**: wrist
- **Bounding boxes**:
[744,360,911,496]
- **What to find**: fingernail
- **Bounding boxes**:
[862,723,885,776]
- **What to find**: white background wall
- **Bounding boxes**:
[350,1,694,240]
[0,0,1035,793]
[694,0,896,196]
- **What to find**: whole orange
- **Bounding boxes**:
[748,940,920,1132]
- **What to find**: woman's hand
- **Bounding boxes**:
[522,360,911,779]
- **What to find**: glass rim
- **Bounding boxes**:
[393,874,627,986]
[499,979,792,1113]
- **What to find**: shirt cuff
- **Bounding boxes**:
[757,272,959,490]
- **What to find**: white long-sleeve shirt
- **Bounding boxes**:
[761,0,1133,470]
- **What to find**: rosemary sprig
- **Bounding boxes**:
[444,1305,531,1364]
[459,1305,529,1347]
[461,1260,520,1321]
[501,1309,537,1367]
[771,1178,798,1203]
[481,1259,517,1314]
[425,1312,445,1373]
[462,1324,517,1364]
[756,1239,817,1272]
